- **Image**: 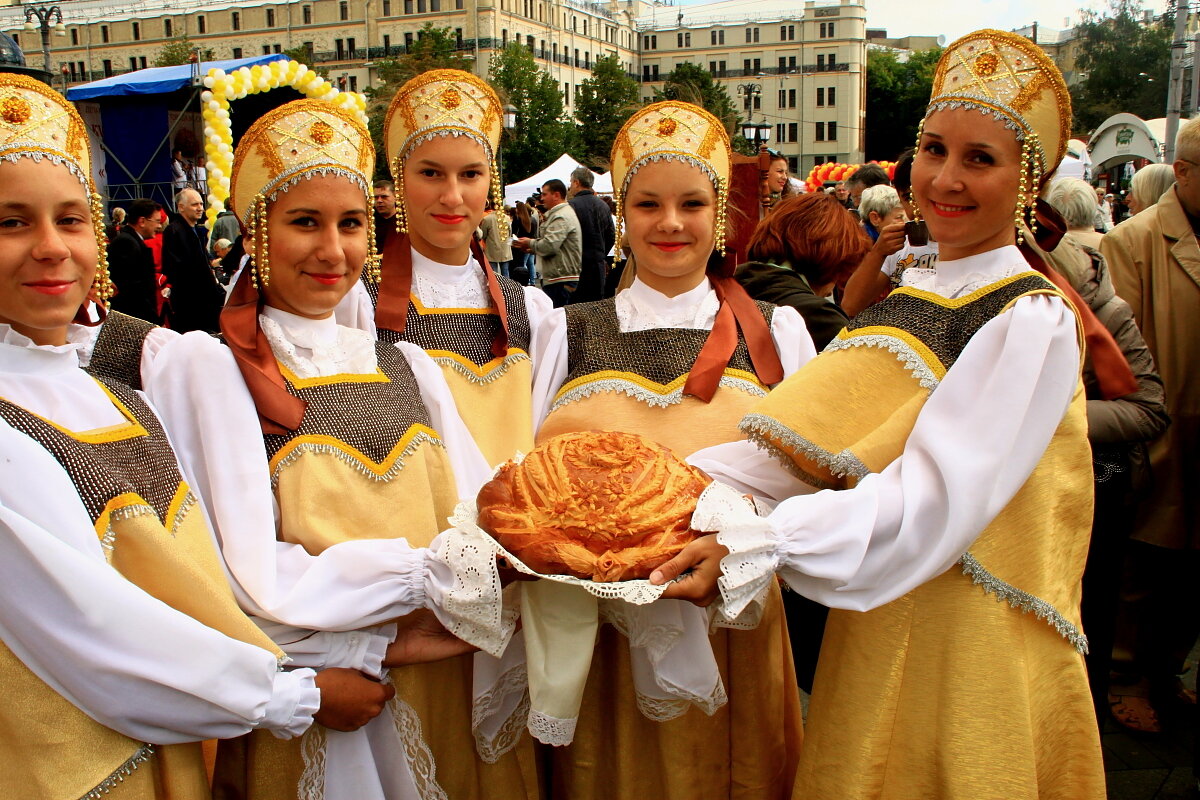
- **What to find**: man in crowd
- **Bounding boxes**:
[844,163,891,208]
[373,179,398,254]
[106,198,163,324]
[478,201,513,278]
[514,179,581,307]
[1101,115,1200,733]
[833,181,853,209]
[162,188,224,333]
[208,197,240,260]
[567,166,614,303]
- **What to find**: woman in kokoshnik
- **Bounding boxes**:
[657,29,1142,799]
[143,98,539,799]
[0,72,355,800]
[527,100,815,800]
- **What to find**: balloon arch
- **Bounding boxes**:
[804,160,896,193]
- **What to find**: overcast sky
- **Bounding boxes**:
[864,0,1164,42]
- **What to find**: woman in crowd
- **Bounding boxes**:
[1042,181,1170,727]
[146,98,537,799]
[736,192,868,350]
[347,69,552,469]
[663,30,1140,797]
[531,100,813,799]
[0,73,380,800]
[511,200,539,284]
[1126,163,1176,217]
[767,150,796,205]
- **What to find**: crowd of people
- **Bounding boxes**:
[1,24,1197,800]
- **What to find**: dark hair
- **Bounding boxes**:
[600,195,615,214]
[747,193,871,289]
[373,179,395,191]
[542,178,567,198]
[127,198,161,226]
[845,163,890,189]
[891,148,916,195]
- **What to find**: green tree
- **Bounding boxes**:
[653,62,747,151]
[1070,0,1171,132]
[574,54,641,166]
[152,35,215,68]
[488,43,578,182]
[864,47,941,162]
[363,25,472,178]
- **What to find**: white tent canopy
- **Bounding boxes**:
[504,153,612,206]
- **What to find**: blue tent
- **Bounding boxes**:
[66,54,288,100]
[65,55,291,206]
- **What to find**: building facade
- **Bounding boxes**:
[2,0,864,171]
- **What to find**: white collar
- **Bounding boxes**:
[0,323,92,375]
[624,275,713,309]
[411,246,478,284]
[260,306,339,351]
[616,276,717,332]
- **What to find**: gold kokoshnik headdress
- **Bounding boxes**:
[383,68,507,239]
[917,28,1072,243]
[230,98,378,287]
[610,100,732,256]
[0,74,112,306]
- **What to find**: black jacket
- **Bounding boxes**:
[568,189,615,304]
[735,260,849,351]
[162,212,224,333]
[106,227,160,324]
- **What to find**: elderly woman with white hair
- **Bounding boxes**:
[1048,178,1106,250]
[1127,164,1176,216]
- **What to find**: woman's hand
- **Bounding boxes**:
[313,668,394,731]
[648,534,729,607]
[383,609,479,667]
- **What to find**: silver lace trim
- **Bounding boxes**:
[99,503,158,555]
[0,146,89,188]
[79,743,155,800]
[740,413,868,488]
[170,491,197,534]
[432,351,530,385]
[825,333,940,391]
[620,152,719,200]
[261,163,370,205]
[269,430,444,488]
[959,551,1089,654]
[550,374,765,412]
[403,128,494,162]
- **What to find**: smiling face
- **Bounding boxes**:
[769,158,789,193]
[0,159,97,346]
[402,135,489,265]
[911,108,1024,261]
[623,159,717,297]
[256,175,369,319]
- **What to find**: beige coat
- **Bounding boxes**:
[1101,187,1200,549]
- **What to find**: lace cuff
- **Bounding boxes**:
[690,481,779,629]
[426,529,517,659]
[262,667,319,740]
[528,710,577,747]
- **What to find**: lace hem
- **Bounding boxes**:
[692,481,777,629]
[528,709,577,747]
[80,744,155,800]
[431,526,516,658]
[471,661,531,764]
[959,552,1089,654]
[297,726,327,800]
[391,694,449,800]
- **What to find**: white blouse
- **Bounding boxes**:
[530,276,818,432]
[0,323,317,743]
[144,309,492,637]
[690,246,1082,611]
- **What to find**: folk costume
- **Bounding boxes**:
[529,102,813,800]
[694,31,1109,798]
[145,100,534,800]
[0,74,317,800]
[341,69,552,468]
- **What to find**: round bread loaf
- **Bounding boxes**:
[476,431,711,581]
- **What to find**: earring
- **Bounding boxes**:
[490,157,509,241]
[392,155,408,235]
[714,177,728,256]
[365,202,382,283]
[611,190,624,269]
[89,188,114,307]
[246,195,270,288]
[909,117,926,223]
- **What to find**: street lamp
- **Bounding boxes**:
[498,103,518,207]
[503,103,518,132]
[22,4,66,74]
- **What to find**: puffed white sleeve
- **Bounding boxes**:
[530,306,569,430]
[0,422,318,743]
[143,332,434,631]
[255,621,397,679]
[522,284,555,341]
[758,294,1081,611]
[392,340,492,496]
[768,304,817,379]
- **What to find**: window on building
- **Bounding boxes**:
[788,88,796,107]
[817,54,825,71]
[340,1,349,19]
[350,76,358,91]
[828,122,837,141]
[101,25,109,42]
[231,11,240,30]
[718,60,726,76]
[70,27,79,45]
[103,59,112,77]
[129,56,137,71]
[132,22,140,40]
[263,45,271,54]
[574,47,579,66]
[382,0,391,13]
[828,87,836,106]
[231,47,242,59]
[711,61,718,76]
[431,0,441,11]
[335,39,345,58]
[303,5,312,23]
[677,31,690,47]
[455,27,462,46]
[778,56,786,71]
[815,121,825,141]
[405,31,414,48]
[347,37,356,56]
[418,0,426,12]
[501,29,507,46]
[816,87,825,106]
[404,0,413,12]
[526,34,534,51]
[753,94,761,110]
[753,57,760,73]
[266,8,275,27]
[828,22,835,38]
[788,122,798,142]
[829,52,837,68]
[274,44,282,53]
[383,33,391,52]
[456,0,464,9]
[776,123,785,142]
[787,25,796,40]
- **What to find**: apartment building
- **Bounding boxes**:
[3,0,864,170]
